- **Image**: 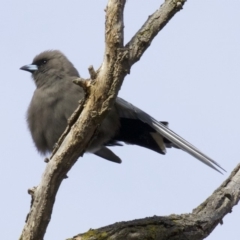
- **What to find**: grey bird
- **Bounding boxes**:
[20,50,225,173]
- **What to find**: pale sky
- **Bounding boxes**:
[1,1,240,239]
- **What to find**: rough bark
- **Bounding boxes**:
[19,1,200,239]
[70,163,240,240]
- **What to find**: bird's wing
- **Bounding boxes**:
[115,97,225,173]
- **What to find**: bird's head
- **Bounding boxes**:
[20,50,79,88]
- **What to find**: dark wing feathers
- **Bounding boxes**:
[113,118,169,154]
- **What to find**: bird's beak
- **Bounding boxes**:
[20,64,38,73]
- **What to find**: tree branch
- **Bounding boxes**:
[126,0,186,66]
[69,163,240,240]
[20,1,190,239]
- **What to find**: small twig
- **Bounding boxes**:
[25,187,37,222]
[88,65,97,80]
[73,78,91,93]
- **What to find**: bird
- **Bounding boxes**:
[20,50,225,173]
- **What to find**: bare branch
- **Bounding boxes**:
[69,163,240,240]
[126,0,187,66]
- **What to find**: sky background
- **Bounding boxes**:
[1,0,240,239]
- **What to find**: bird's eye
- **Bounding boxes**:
[36,59,47,66]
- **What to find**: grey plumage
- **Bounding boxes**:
[20,50,225,173]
